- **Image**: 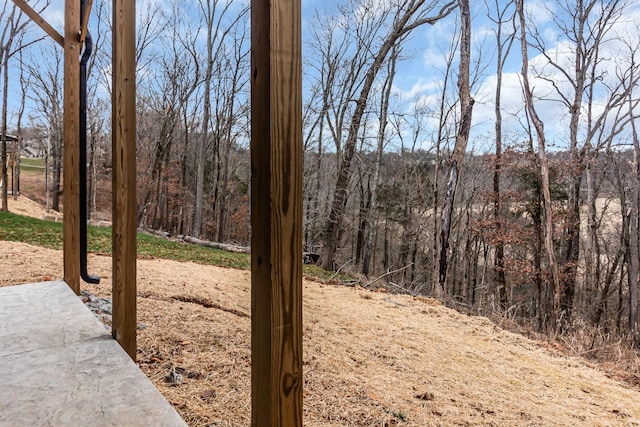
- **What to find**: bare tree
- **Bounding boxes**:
[320,0,456,270]
[526,0,630,324]
[434,0,474,296]
[486,0,516,308]
[26,41,63,211]
[1,2,31,211]
[137,1,201,230]
[517,0,561,330]
[192,0,245,238]
[304,3,389,254]
[212,18,249,243]
[85,0,110,220]
[304,7,360,251]
[429,28,458,295]
[361,46,398,277]
[625,43,640,339]
[13,33,29,200]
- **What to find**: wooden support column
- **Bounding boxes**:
[250,0,303,424]
[112,0,137,360]
[63,0,80,295]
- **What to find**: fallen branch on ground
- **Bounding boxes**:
[182,236,250,253]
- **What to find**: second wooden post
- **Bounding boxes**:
[63,0,80,294]
[250,0,303,424]
[111,0,137,361]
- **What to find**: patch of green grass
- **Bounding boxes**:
[0,211,342,279]
[136,233,250,269]
[0,211,64,249]
[0,211,250,270]
[18,158,45,172]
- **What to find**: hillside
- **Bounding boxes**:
[2,232,640,425]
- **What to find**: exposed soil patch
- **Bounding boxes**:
[4,193,62,220]
[9,167,112,221]
[2,237,640,426]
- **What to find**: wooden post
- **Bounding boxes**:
[111,0,137,360]
[63,0,80,295]
[250,0,303,424]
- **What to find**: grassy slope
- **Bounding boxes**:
[0,210,334,279]
[0,211,249,269]
[18,158,45,172]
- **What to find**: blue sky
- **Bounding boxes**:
[5,0,640,154]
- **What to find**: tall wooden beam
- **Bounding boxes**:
[63,0,80,295]
[111,0,137,360]
[250,0,303,424]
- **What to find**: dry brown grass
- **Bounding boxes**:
[488,311,640,389]
[3,240,640,426]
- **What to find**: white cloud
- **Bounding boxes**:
[394,78,440,101]
[422,47,451,70]
[26,0,64,35]
[525,0,557,27]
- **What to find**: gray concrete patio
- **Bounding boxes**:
[0,280,186,427]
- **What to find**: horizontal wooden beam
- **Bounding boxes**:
[11,0,64,47]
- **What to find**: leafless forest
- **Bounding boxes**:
[3,0,640,348]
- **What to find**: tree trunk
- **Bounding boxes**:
[533,175,545,330]
[362,47,397,277]
[217,43,245,242]
[138,115,175,228]
[193,0,216,238]
[435,0,474,297]
[490,0,515,309]
[382,219,390,273]
[355,177,369,266]
[1,43,9,212]
[629,86,640,338]
[51,129,62,212]
[518,0,561,331]
[583,155,594,308]
[45,133,50,211]
[558,0,590,325]
[13,136,20,199]
[593,247,624,329]
[88,122,98,219]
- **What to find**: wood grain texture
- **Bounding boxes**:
[250,0,303,424]
[63,0,80,295]
[111,0,137,361]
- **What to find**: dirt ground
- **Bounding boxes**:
[3,196,640,426]
[4,194,63,220]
